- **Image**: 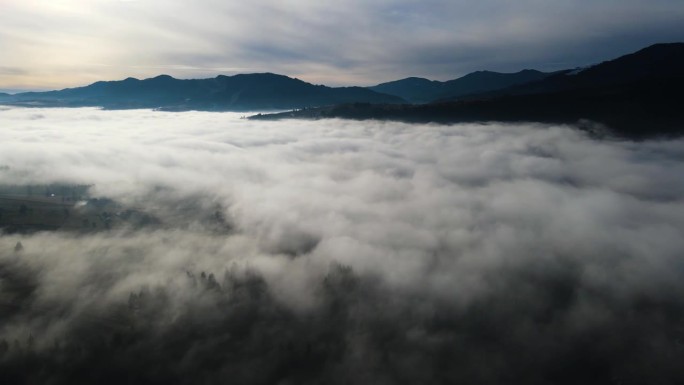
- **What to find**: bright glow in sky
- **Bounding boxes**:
[1,0,683,91]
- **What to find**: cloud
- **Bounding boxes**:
[1,0,684,89]
[1,108,684,383]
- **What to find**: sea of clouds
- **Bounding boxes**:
[1,107,683,384]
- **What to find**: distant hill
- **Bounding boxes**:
[253,43,684,139]
[369,70,552,103]
[368,77,443,103]
[0,73,405,111]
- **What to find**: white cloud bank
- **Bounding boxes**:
[0,108,684,383]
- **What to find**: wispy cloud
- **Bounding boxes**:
[1,0,683,89]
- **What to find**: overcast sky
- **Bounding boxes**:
[1,0,684,91]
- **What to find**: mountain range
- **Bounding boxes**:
[0,73,404,111]
[368,69,553,103]
[251,43,684,139]
[1,43,683,138]
[0,69,561,110]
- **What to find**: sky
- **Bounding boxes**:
[1,0,684,91]
[1,108,684,381]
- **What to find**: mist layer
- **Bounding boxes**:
[1,108,683,384]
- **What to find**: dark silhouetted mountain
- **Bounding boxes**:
[437,69,553,100]
[368,77,443,103]
[253,43,684,139]
[458,42,684,100]
[1,73,404,111]
[369,70,552,103]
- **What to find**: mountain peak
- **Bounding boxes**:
[235,72,288,78]
[518,69,542,74]
[638,42,684,53]
[150,74,175,81]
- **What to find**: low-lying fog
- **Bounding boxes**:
[1,107,684,384]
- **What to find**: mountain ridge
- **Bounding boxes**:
[368,69,553,103]
[2,43,683,119]
[250,43,684,139]
[0,72,405,111]
[455,42,684,101]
